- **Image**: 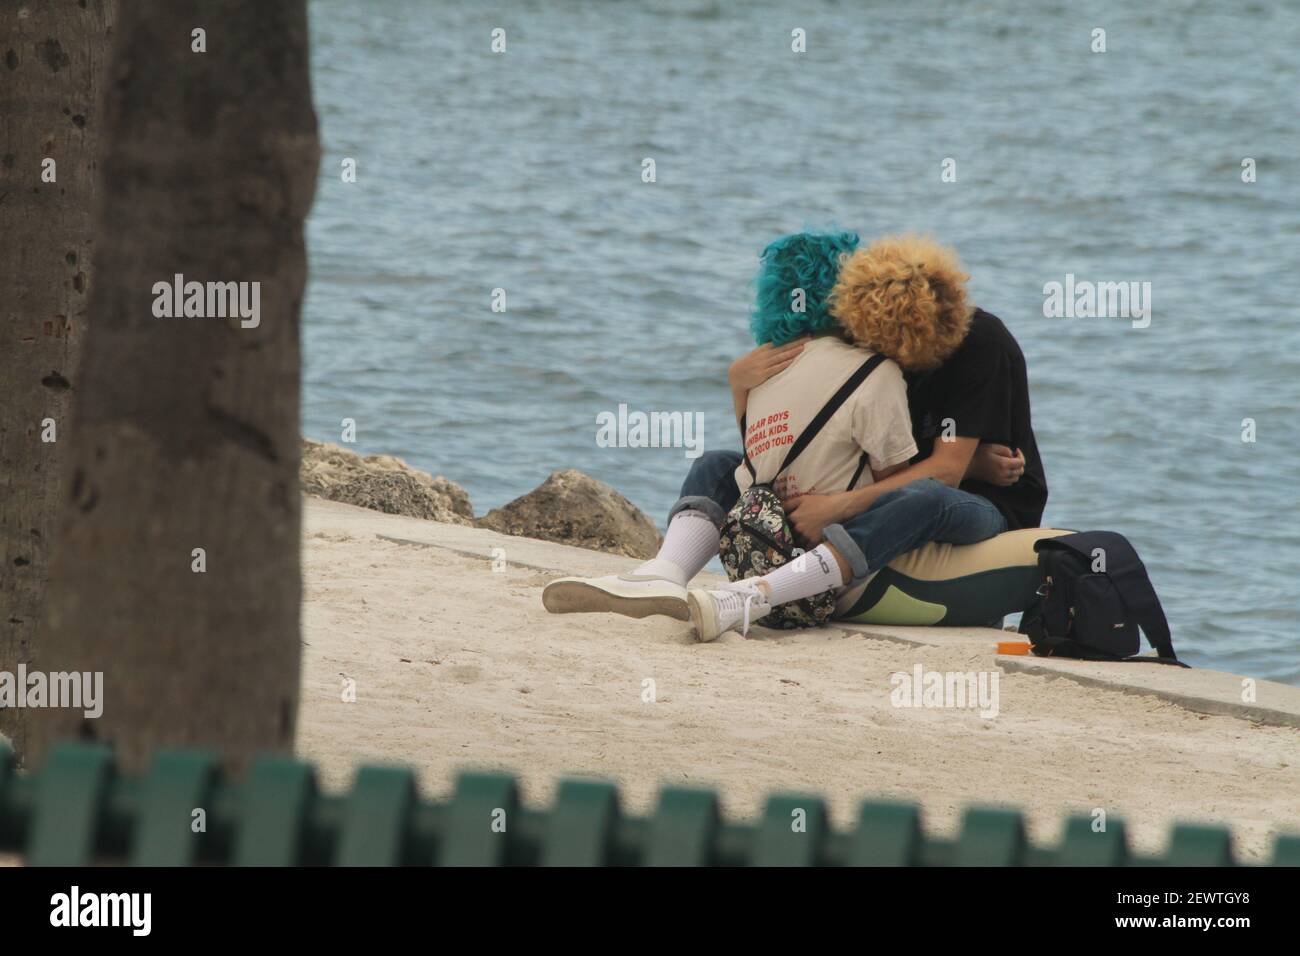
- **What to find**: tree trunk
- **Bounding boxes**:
[0,0,116,759]
[25,0,320,774]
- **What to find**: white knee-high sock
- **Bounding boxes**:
[756,544,844,606]
[634,510,720,586]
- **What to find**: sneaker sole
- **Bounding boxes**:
[542,580,689,621]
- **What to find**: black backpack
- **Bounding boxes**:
[1019,531,1188,667]
[720,352,885,629]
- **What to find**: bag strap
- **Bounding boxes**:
[1036,531,1178,661]
[740,352,886,484]
[847,452,870,490]
[738,412,757,481]
[1030,635,1190,668]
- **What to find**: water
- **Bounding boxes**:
[302,0,1300,682]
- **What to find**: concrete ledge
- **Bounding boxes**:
[840,620,1300,729]
[997,656,1300,729]
[838,622,1012,649]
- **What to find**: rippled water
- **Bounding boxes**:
[303,0,1300,682]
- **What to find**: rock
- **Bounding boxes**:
[477,469,663,559]
[300,439,474,524]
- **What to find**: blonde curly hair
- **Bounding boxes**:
[828,235,974,371]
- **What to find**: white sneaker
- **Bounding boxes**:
[542,573,689,621]
[687,584,771,642]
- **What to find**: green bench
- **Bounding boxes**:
[1,742,1295,866]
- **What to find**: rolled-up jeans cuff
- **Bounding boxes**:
[823,523,870,585]
[667,495,728,530]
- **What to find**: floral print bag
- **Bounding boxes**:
[719,485,837,629]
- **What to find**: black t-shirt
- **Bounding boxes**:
[904,308,1048,530]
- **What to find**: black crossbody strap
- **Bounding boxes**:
[739,352,886,484]
[847,452,870,490]
[739,352,884,483]
[738,412,757,480]
[777,353,886,477]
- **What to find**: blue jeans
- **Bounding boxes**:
[669,449,1007,585]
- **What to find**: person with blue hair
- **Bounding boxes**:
[544,230,918,629]
[749,229,861,345]
[725,229,861,424]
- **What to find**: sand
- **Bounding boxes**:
[297,497,1300,862]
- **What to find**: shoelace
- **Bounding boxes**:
[739,590,759,635]
[721,587,766,636]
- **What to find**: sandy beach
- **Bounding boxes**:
[297,496,1300,862]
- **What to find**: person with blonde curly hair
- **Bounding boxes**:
[823,234,1046,522]
[829,234,974,373]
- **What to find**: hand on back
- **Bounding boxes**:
[728,337,808,391]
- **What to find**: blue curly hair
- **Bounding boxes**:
[750,230,861,345]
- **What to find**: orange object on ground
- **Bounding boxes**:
[997,640,1031,656]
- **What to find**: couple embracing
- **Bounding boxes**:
[545,232,1048,641]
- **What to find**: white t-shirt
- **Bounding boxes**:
[734,336,917,500]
